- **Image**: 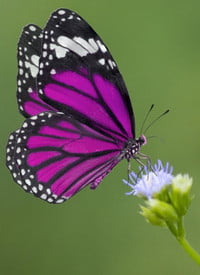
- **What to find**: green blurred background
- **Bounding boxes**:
[1,0,200,274]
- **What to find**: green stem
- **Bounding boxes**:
[177,217,185,238]
[166,221,178,237]
[166,217,200,265]
[177,237,200,265]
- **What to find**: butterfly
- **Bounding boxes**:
[6,8,147,204]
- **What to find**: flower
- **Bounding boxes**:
[122,160,199,264]
[123,160,193,227]
[123,160,173,199]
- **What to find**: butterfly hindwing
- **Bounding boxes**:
[6,129,24,187]
[37,8,135,141]
[6,112,123,203]
[17,24,56,117]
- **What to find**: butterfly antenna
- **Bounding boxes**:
[140,104,154,135]
[146,135,157,139]
[146,135,165,144]
[144,109,169,135]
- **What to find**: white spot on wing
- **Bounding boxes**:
[41,194,47,200]
[29,25,36,32]
[58,10,66,15]
[47,198,53,203]
[16,147,21,153]
[108,59,114,69]
[50,43,69,58]
[57,36,88,57]
[96,40,107,53]
[38,184,43,191]
[25,179,31,185]
[32,187,38,193]
[25,54,39,78]
[73,37,98,54]
[31,55,39,66]
[19,69,23,75]
[99,58,105,65]
[50,69,56,74]
[21,169,25,176]
[56,198,65,204]
[43,51,47,58]
[88,38,99,51]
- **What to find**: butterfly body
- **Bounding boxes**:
[122,135,147,161]
[6,9,147,204]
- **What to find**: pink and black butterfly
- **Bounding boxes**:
[6,8,147,204]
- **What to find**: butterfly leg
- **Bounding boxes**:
[137,152,154,172]
[126,159,131,183]
[132,154,154,180]
[127,155,146,179]
[126,156,145,182]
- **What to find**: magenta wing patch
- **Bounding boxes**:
[40,70,132,140]
[7,112,122,203]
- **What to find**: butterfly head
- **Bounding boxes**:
[137,134,147,146]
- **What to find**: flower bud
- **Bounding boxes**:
[146,199,178,223]
[140,205,166,226]
[170,174,193,216]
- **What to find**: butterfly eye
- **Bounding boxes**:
[139,135,147,146]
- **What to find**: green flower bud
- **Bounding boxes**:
[140,205,166,226]
[146,199,178,223]
[170,174,193,216]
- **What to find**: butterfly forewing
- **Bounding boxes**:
[17,24,56,117]
[37,8,135,140]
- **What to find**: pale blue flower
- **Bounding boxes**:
[123,160,173,199]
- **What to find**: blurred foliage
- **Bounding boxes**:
[1,0,200,274]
